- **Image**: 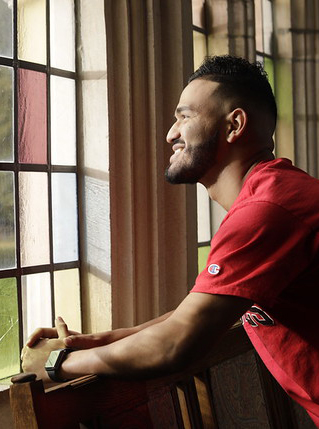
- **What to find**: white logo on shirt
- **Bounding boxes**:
[208,264,220,275]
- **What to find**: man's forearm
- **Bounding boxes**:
[57,294,252,381]
[59,317,180,380]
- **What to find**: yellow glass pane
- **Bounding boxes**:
[54,269,81,333]
[18,0,46,64]
[193,31,207,71]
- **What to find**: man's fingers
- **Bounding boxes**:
[64,334,99,349]
[26,327,58,347]
[55,316,70,339]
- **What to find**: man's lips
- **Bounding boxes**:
[172,143,185,152]
[170,143,185,164]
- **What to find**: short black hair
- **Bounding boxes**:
[189,55,277,128]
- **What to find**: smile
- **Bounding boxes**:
[170,144,185,164]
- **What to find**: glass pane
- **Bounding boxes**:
[192,0,205,29]
[18,0,46,64]
[198,245,210,273]
[0,172,16,270]
[54,269,81,332]
[262,0,273,55]
[255,0,263,52]
[264,57,275,93]
[21,272,52,344]
[50,0,75,71]
[0,278,19,380]
[0,0,13,58]
[0,65,14,162]
[52,173,78,263]
[50,76,76,166]
[257,54,264,66]
[19,172,50,267]
[193,31,206,71]
[197,183,211,243]
[18,69,47,164]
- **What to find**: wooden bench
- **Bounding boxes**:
[9,326,308,429]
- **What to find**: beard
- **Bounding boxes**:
[165,132,219,185]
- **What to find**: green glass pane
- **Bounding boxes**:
[264,57,275,94]
[198,245,210,273]
[276,61,293,123]
[0,278,20,380]
[0,65,14,162]
[0,171,16,269]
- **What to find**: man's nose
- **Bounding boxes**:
[166,122,180,144]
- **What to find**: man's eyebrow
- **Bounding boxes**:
[175,105,194,115]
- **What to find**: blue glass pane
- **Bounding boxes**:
[52,173,78,263]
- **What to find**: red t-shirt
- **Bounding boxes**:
[191,158,319,426]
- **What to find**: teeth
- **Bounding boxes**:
[175,148,182,154]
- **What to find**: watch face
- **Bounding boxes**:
[45,349,64,369]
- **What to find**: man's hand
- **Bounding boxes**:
[26,324,80,348]
[21,317,71,385]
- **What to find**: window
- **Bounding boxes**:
[192,0,277,273]
[255,0,275,95]
[0,0,81,383]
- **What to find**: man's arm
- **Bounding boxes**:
[58,293,252,381]
[26,311,174,349]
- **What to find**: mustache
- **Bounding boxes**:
[172,138,185,145]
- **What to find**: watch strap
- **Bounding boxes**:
[46,348,74,382]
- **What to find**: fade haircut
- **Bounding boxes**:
[189,55,277,130]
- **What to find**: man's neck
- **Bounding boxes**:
[205,149,275,211]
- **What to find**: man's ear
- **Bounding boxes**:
[226,108,247,143]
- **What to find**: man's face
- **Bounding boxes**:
[165,79,224,185]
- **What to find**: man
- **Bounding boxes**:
[22,56,319,427]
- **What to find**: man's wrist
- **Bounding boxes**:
[45,348,75,382]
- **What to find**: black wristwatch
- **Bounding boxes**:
[45,348,74,382]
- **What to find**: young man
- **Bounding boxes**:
[22,56,319,427]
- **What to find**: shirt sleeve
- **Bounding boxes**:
[191,201,313,307]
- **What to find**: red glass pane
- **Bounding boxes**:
[18,69,47,164]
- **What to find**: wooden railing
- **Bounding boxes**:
[9,326,306,429]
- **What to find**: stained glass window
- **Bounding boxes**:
[0,0,81,382]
